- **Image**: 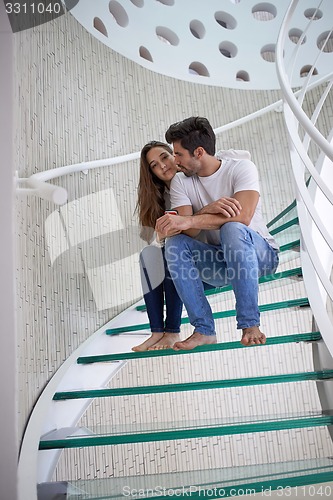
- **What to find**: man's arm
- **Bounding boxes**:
[155,190,259,238]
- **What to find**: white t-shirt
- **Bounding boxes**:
[170,150,278,250]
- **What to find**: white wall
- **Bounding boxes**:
[0,2,18,499]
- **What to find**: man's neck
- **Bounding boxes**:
[197,156,221,177]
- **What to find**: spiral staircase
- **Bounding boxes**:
[32,201,333,499]
[17,1,333,498]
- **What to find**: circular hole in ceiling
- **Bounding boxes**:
[300,65,318,78]
[156,0,174,5]
[109,1,129,27]
[156,26,179,45]
[190,20,206,39]
[317,31,333,53]
[189,62,210,77]
[215,11,237,30]
[130,0,144,6]
[236,70,250,82]
[304,8,323,21]
[93,17,108,37]
[289,28,306,44]
[252,3,277,21]
[261,44,276,62]
[219,41,238,58]
[139,46,153,62]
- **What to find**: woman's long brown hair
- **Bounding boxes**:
[136,141,173,242]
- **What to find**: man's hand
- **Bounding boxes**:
[198,197,242,217]
[155,213,190,238]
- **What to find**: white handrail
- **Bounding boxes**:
[276,0,333,358]
[286,0,324,84]
[302,79,333,153]
[16,74,333,206]
[276,1,333,162]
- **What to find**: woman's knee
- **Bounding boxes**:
[140,245,164,269]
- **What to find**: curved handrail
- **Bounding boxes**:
[276,0,333,357]
[16,74,333,206]
[276,1,333,162]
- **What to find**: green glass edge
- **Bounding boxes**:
[39,415,333,450]
[266,176,310,230]
[137,473,333,500]
[270,217,299,235]
[77,472,333,500]
[77,331,321,364]
[107,297,309,335]
[267,199,297,228]
[54,369,333,400]
[279,239,300,252]
[136,267,302,312]
[68,466,333,500]
[81,472,333,500]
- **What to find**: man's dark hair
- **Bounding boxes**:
[165,116,216,156]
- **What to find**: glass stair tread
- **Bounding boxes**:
[39,457,333,499]
[270,216,299,236]
[39,410,333,450]
[106,297,310,335]
[267,199,297,229]
[267,200,300,249]
[135,267,303,312]
[77,331,321,364]
[279,238,300,252]
[53,369,333,400]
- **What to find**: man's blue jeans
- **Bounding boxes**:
[140,246,183,333]
[165,222,279,335]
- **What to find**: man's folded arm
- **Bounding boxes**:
[155,190,259,238]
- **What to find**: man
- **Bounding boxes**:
[155,116,279,349]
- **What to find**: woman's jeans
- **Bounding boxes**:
[139,246,183,333]
[165,222,279,335]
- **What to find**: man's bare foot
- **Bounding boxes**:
[132,333,164,352]
[148,333,180,350]
[173,332,217,351]
[241,326,266,346]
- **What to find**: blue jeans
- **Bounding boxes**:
[139,246,183,333]
[165,222,279,334]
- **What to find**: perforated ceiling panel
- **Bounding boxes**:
[66,0,333,89]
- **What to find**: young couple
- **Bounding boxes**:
[133,117,279,352]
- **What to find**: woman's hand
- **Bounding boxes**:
[155,213,189,238]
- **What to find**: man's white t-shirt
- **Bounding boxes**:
[170,150,278,250]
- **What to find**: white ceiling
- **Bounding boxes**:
[66,0,333,89]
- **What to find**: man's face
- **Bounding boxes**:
[172,141,202,177]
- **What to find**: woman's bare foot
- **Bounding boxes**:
[241,326,266,346]
[132,333,164,352]
[173,332,217,351]
[148,333,180,350]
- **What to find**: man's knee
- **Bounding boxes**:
[220,222,252,261]
[220,221,246,240]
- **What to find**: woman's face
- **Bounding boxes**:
[146,146,178,185]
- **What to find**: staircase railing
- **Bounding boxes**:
[15,76,332,206]
[276,0,333,357]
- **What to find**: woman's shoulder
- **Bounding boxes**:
[171,171,190,186]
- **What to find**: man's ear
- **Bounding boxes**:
[194,147,205,158]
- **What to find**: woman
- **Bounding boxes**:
[132,141,183,351]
